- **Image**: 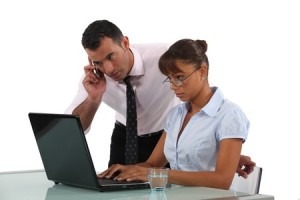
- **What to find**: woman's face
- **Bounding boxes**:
[166,61,205,102]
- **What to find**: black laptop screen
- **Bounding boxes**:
[28,113,99,190]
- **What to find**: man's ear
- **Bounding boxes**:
[121,36,130,50]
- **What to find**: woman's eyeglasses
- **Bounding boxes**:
[163,68,200,87]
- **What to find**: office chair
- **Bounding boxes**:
[231,166,262,194]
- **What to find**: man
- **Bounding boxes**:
[66,20,255,177]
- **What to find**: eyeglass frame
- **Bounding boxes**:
[163,67,201,87]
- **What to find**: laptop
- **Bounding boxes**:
[28,112,150,192]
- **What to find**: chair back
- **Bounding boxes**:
[231,166,262,194]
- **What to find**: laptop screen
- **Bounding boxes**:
[28,113,100,190]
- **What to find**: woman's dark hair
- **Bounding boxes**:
[158,39,209,75]
[81,20,123,50]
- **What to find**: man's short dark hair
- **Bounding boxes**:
[81,20,123,50]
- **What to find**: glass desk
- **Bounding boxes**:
[0,170,274,200]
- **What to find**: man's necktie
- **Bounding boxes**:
[123,76,138,164]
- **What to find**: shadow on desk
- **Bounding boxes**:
[44,184,272,200]
[45,184,151,200]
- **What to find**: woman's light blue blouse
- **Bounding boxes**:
[163,87,249,171]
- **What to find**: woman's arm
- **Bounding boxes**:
[168,138,243,189]
[97,132,168,181]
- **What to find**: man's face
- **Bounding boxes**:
[86,37,132,81]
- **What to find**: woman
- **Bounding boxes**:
[98,39,249,190]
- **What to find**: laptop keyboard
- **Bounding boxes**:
[98,178,144,185]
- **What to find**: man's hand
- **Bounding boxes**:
[83,59,106,101]
[237,155,256,178]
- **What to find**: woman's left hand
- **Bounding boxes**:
[97,164,148,182]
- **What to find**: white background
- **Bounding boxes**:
[0,0,299,199]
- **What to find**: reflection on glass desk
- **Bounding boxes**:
[0,170,274,200]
